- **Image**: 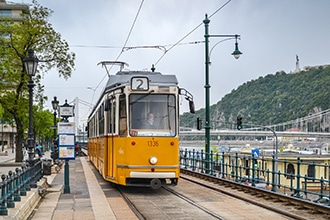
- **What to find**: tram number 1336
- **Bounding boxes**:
[147,140,159,147]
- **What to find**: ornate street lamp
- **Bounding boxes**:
[51,96,59,163]
[203,14,242,173]
[23,49,39,188]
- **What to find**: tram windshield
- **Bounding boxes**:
[129,94,176,137]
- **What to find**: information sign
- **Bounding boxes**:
[59,134,75,146]
[58,134,75,160]
[59,146,75,159]
[58,122,76,160]
[59,105,74,117]
[58,122,75,134]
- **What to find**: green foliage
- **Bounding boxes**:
[180,65,330,129]
[34,109,54,141]
[0,1,75,161]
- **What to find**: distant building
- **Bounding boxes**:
[0,0,29,22]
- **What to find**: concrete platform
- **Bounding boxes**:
[0,150,137,220]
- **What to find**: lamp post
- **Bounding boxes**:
[203,14,242,173]
[51,96,59,163]
[23,49,39,188]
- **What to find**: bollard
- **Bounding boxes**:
[0,174,8,215]
[19,165,26,196]
[14,168,21,202]
[7,171,15,208]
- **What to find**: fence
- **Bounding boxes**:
[180,148,330,205]
[0,159,42,215]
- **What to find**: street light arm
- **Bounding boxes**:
[209,37,236,63]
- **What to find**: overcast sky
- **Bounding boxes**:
[11,0,330,128]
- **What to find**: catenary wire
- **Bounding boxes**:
[90,0,145,105]
[154,0,231,66]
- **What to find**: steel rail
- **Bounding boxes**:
[181,170,330,219]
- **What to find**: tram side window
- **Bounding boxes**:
[106,99,116,134]
[119,95,127,136]
[99,104,105,135]
[90,116,94,137]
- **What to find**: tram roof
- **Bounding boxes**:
[104,71,178,92]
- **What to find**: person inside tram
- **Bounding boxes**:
[144,112,156,129]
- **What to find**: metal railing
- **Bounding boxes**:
[0,159,42,215]
[180,149,330,206]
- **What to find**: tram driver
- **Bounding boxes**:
[144,112,156,129]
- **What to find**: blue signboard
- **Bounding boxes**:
[58,133,76,160]
[251,149,260,158]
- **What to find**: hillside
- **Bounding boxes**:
[180,65,330,129]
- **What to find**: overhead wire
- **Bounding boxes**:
[70,40,205,50]
[90,0,145,105]
[83,0,230,108]
[154,0,232,66]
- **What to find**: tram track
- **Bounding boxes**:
[181,170,330,220]
[115,175,297,219]
[163,186,225,219]
[116,184,224,219]
[83,147,329,219]
[116,184,222,219]
[116,185,146,220]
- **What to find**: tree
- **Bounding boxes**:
[34,108,55,147]
[0,0,75,162]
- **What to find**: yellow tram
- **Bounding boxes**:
[87,62,194,189]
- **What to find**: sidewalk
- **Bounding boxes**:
[32,157,117,220]
[0,148,15,162]
[0,149,137,220]
[32,156,138,220]
[0,148,25,177]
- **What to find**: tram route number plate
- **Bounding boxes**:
[131,77,149,91]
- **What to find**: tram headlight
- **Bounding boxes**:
[149,156,158,165]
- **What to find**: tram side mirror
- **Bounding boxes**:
[189,100,195,114]
[179,88,195,114]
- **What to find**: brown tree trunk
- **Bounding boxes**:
[14,118,24,162]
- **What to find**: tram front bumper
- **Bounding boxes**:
[126,172,178,188]
[130,171,176,178]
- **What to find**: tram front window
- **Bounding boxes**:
[130,94,176,137]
